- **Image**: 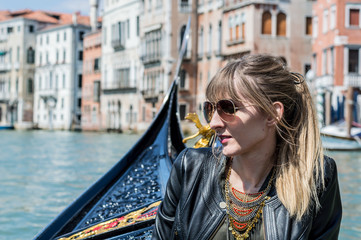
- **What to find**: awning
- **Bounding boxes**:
[0,51,7,56]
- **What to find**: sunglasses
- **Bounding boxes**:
[203,99,245,123]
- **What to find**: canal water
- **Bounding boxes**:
[0,130,360,240]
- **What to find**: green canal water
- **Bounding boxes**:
[0,130,359,239]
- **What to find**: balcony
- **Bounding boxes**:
[315,74,334,88]
[0,91,10,101]
[141,88,161,102]
[39,88,58,99]
[344,74,361,88]
[0,62,12,72]
[111,39,125,50]
[179,2,192,13]
[102,81,137,92]
[141,53,162,65]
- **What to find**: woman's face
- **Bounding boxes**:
[209,97,275,157]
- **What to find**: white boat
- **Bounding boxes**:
[321,121,361,151]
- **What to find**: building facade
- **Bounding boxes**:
[0,11,52,129]
[82,30,102,131]
[313,0,361,125]
[101,0,142,132]
[33,13,90,130]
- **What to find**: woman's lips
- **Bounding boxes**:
[218,135,231,144]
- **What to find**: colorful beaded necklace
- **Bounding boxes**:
[224,158,275,240]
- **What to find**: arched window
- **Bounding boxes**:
[262,11,272,35]
[277,12,287,36]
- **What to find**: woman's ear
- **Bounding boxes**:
[267,101,284,126]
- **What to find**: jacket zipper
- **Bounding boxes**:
[208,214,226,240]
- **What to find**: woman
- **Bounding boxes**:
[152,54,342,239]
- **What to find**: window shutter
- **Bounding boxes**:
[277,13,286,36]
[262,12,272,35]
[350,9,359,26]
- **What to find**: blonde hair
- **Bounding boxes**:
[206,54,324,220]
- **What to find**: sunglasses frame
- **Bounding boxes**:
[203,99,245,123]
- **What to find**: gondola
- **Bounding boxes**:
[34,19,191,240]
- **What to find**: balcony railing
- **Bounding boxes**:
[0,62,12,72]
[179,2,192,13]
[140,53,162,64]
[141,88,162,102]
[344,74,361,87]
[315,74,334,88]
[103,81,137,90]
[0,91,10,101]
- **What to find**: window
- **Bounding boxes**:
[127,19,130,39]
[179,104,187,120]
[323,9,329,33]
[217,21,222,54]
[330,6,336,30]
[198,26,204,57]
[179,25,186,50]
[111,21,126,49]
[322,49,327,75]
[63,74,66,88]
[29,25,34,33]
[39,76,42,90]
[348,49,359,73]
[7,27,13,33]
[46,35,49,44]
[28,78,33,94]
[179,69,187,89]
[208,24,212,55]
[136,16,140,36]
[93,81,100,102]
[78,51,83,61]
[64,31,67,41]
[94,58,100,71]
[61,98,64,108]
[228,16,233,41]
[241,13,246,40]
[78,74,82,88]
[16,46,20,61]
[115,68,130,87]
[27,47,35,64]
[262,11,272,35]
[79,31,85,40]
[306,17,312,35]
[304,64,311,76]
[276,13,286,36]
[313,16,318,38]
[350,9,360,26]
[78,98,82,108]
[63,49,66,62]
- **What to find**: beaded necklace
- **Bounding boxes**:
[224,158,275,240]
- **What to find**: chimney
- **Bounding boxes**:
[72,12,78,26]
[90,0,98,31]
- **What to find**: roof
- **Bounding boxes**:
[0,9,90,27]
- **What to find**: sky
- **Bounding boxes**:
[0,0,102,16]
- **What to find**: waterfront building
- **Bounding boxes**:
[33,13,90,130]
[196,0,225,120]
[0,10,56,129]
[82,31,102,131]
[101,0,142,132]
[81,1,102,131]
[221,0,312,73]
[312,0,361,125]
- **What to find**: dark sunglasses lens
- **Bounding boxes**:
[203,102,213,123]
[218,100,235,115]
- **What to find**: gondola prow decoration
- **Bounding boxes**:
[182,113,215,148]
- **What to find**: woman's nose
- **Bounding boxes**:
[209,110,225,130]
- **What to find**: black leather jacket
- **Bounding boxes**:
[152,148,342,240]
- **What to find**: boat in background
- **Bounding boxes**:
[0,125,14,130]
[321,121,361,151]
